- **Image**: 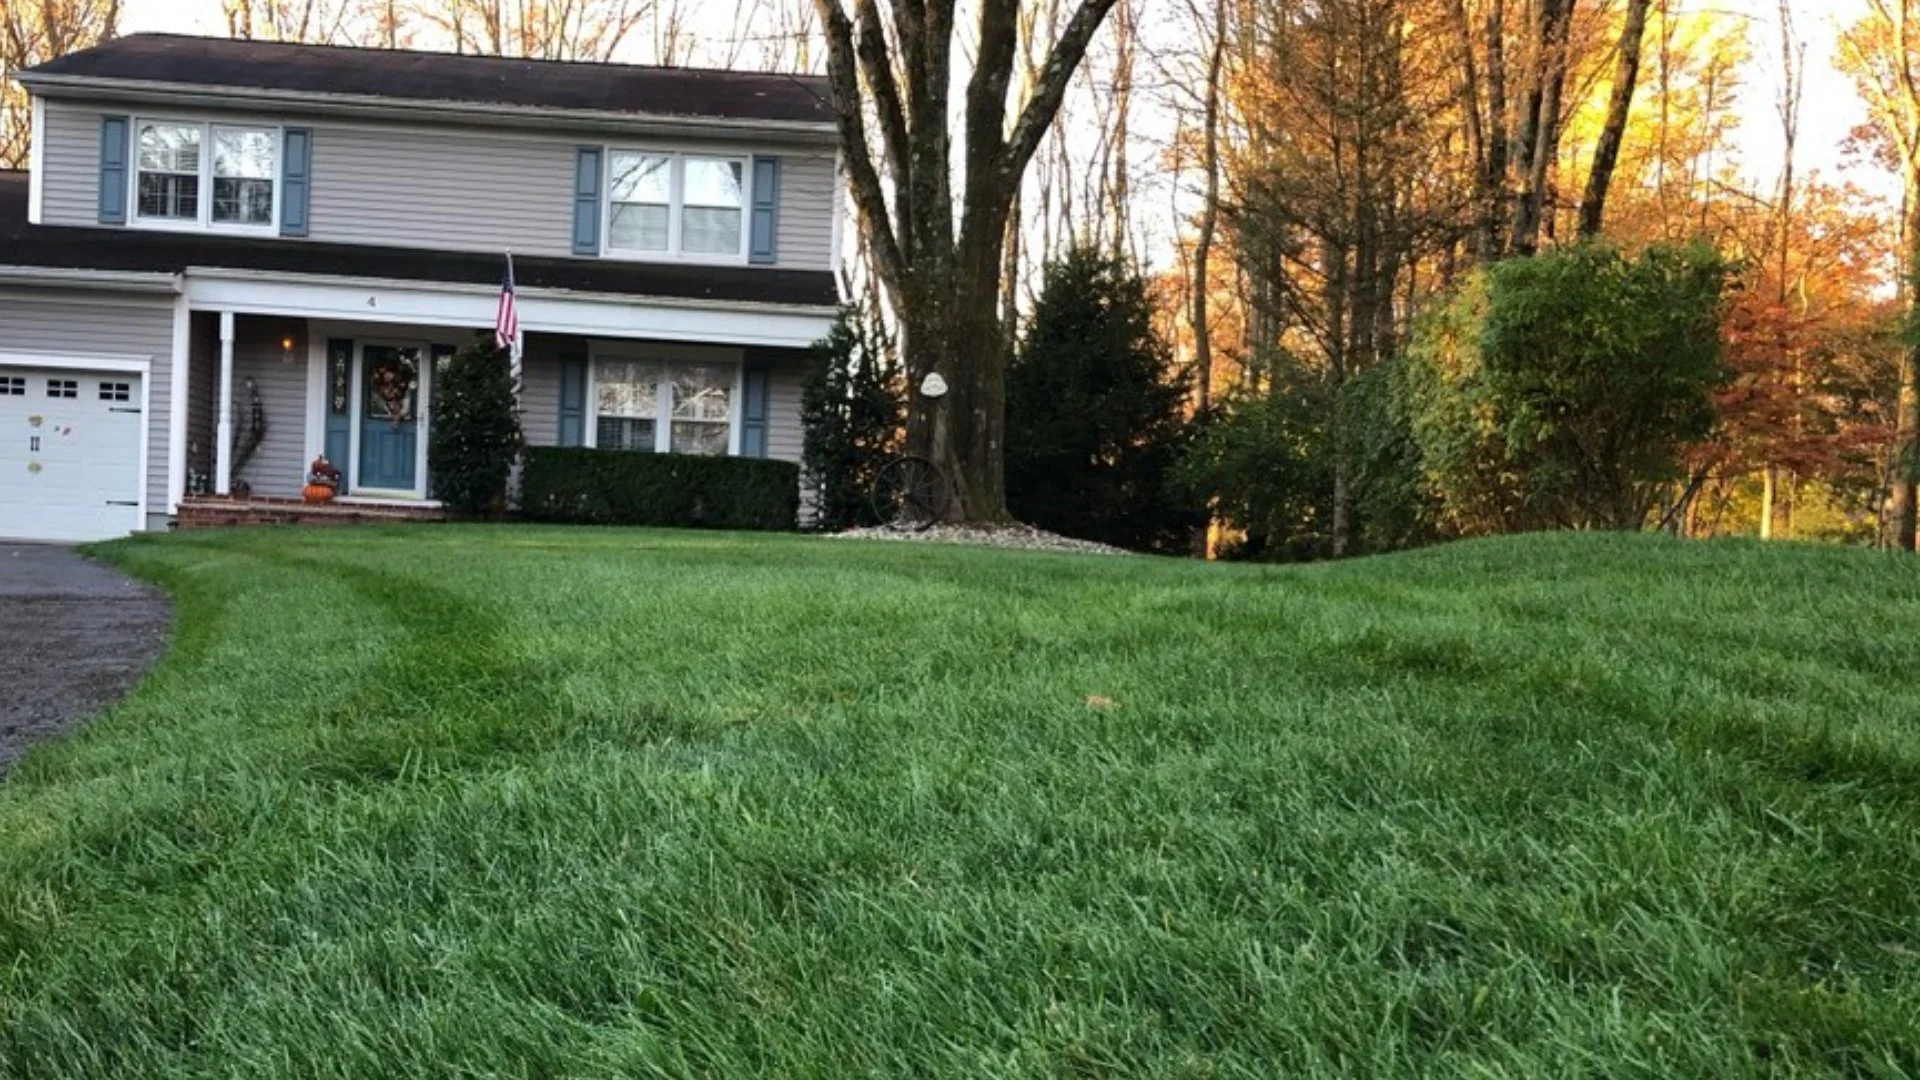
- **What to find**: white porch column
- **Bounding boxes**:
[512,328,525,391]
[166,290,190,513]
[215,311,236,496]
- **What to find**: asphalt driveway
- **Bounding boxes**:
[0,545,171,775]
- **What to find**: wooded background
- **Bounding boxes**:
[6,0,1918,550]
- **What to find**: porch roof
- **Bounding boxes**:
[0,171,840,309]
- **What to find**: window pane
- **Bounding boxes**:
[671,364,731,423]
[608,203,669,251]
[680,206,741,255]
[213,177,274,225]
[137,124,201,220]
[363,346,421,422]
[683,158,743,208]
[138,124,200,173]
[596,416,658,452]
[137,173,199,219]
[213,129,275,179]
[670,420,728,456]
[595,360,661,418]
[609,153,671,203]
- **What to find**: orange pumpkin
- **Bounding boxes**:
[302,483,337,505]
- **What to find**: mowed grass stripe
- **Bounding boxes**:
[0,528,1916,1077]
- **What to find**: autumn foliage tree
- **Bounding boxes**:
[1,0,119,168]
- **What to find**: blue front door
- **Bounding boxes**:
[358,345,422,491]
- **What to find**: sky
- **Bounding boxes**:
[116,0,1892,202]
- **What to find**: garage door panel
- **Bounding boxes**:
[0,364,144,543]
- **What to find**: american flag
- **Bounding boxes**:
[495,252,520,357]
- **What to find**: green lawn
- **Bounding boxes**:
[3,528,1919,1077]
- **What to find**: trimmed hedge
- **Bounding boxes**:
[521,447,799,531]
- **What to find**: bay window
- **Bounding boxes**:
[605,150,747,259]
[134,120,277,230]
[594,359,735,456]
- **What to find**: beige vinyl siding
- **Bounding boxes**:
[228,317,311,498]
[307,126,576,257]
[35,95,841,271]
[764,356,805,465]
[186,315,312,498]
[1,288,176,528]
[519,337,568,448]
[36,98,100,226]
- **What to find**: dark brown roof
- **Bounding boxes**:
[0,171,838,307]
[24,34,834,126]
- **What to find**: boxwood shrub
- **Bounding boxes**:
[521,447,799,531]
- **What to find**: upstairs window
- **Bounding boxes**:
[134,120,277,230]
[605,151,746,260]
[213,128,276,226]
[136,123,200,221]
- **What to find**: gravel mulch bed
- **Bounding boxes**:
[826,523,1131,555]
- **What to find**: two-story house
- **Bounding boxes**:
[1,34,842,542]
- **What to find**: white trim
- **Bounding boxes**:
[17,73,841,144]
[184,272,835,349]
[304,333,327,468]
[0,350,152,373]
[27,96,46,225]
[0,267,181,293]
[128,116,282,236]
[215,311,235,495]
[167,293,190,514]
[602,147,752,265]
[137,364,153,528]
[0,350,152,535]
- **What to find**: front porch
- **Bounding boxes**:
[182,302,818,520]
[177,494,450,530]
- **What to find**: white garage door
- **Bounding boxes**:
[0,365,144,543]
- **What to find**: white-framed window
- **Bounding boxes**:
[134,119,278,231]
[605,150,748,261]
[591,356,737,456]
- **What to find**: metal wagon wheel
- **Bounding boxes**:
[869,455,951,533]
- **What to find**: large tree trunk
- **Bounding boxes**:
[815,0,1117,523]
[1896,186,1920,552]
[1510,0,1575,256]
[1190,0,1226,414]
[1578,0,1651,238]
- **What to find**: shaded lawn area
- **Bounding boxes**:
[3,527,1920,1077]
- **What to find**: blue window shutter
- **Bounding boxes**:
[559,353,588,446]
[281,128,313,237]
[98,115,130,224]
[572,148,603,256]
[741,360,770,458]
[749,156,780,265]
[325,339,353,476]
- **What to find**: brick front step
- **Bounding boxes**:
[177,496,450,530]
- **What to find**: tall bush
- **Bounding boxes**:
[1007,247,1198,553]
[801,307,903,529]
[1398,242,1732,533]
[429,336,522,515]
